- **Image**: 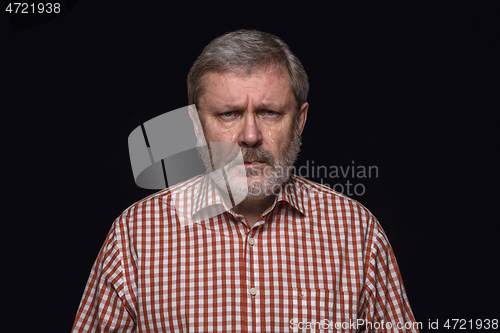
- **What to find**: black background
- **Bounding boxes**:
[3,1,494,332]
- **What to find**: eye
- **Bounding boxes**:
[263,110,278,117]
[220,111,236,118]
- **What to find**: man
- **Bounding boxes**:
[72,29,419,332]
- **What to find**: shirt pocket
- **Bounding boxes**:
[289,288,356,332]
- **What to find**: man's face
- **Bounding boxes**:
[196,65,308,199]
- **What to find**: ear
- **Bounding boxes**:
[297,102,309,136]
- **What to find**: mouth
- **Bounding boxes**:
[244,160,266,168]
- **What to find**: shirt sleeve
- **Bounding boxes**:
[71,220,136,333]
[358,218,420,333]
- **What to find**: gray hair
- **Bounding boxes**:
[187,29,309,111]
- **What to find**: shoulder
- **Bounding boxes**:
[291,174,375,215]
[114,174,205,227]
[291,174,379,227]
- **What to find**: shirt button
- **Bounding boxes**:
[248,237,256,246]
[249,288,258,296]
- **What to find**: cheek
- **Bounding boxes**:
[217,127,238,141]
[266,122,292,150]
[267,130,276,143]
[266,133,289,158]
[203,123,238,142]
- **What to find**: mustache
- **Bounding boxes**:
[242,147,275,167]
[219,146,275,170]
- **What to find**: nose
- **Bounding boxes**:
[238,113,263,148]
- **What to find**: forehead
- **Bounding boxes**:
[199,66,295,111]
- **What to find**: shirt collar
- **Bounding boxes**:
[164,173,310,226]
[271,174,310,217]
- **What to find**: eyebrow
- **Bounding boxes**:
[221,102,287,112]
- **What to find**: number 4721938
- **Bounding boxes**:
[5,3,61,14]
[443,319,498,330]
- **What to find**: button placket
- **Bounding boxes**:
[245,228,260,305]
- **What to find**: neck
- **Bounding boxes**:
[233,195,276,228]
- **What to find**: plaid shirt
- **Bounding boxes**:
[72,174,418,332]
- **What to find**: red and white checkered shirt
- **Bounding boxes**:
[72,174,419,332]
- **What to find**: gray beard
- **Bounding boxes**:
[196,124,302,201]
